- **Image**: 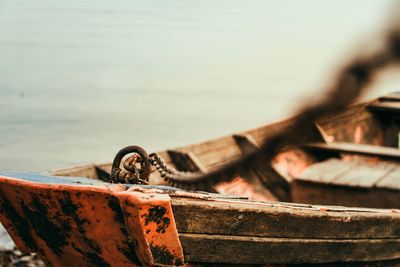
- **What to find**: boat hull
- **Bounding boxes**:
[1,172,400,266]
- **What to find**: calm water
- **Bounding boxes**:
[0,0,399,172]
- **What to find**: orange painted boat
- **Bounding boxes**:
[2,93,400,266]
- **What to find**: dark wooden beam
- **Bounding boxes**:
[95,166,111,181]
[304,142,400,161]
[171,198,400,239]
[378,93,400,102]
[180,233,400,264]
[368,100,400,114]
[167,150,206,173]
[232,134,259,154]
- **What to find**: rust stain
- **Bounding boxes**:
[0,173,185,266]
[0,175,141,267]
[143,206,170,234]
[273,148,316,180]
[117,191,185,266]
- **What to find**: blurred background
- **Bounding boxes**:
[0,0,399,172]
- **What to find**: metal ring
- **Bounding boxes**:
[110,145,151,184]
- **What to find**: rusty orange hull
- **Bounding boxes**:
[1,171,400,266]
[0,172,184,267]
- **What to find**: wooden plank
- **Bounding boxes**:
[167,150,206,172]
[95,165,111,181]
[315,102,384,145]
[291,179,400,209]
[305,142,400,160]
[96,163,112,173]
[186,152,207,172]
[378,93,400,101]
[368,101,400,113]
[332,161,396,188]
[242,119,293,147]
[296,159,358,183]
[376,166,400,190]
[194,147,241,171]
[50,164,98,179]
[233,134,259,155]
[179,116,323,173]
[293,159,400,207]
[180,233,400,264]
[178,136,242,170]
[171,198,400,239]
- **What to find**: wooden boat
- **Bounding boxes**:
[2,93,400,266]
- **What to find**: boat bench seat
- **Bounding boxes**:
[292,157,400,208]
[296,158,400,189]
[368,93,400,114]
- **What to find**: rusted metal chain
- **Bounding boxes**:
[110,145,151,184]
[148,153,209,189]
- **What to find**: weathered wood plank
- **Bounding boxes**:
[95,165,111,181]
[305,142,400,160]
[180,233,400,264]
[233,134,259,155]
[291,180,400,209]
[243,119,293,147]
[293,158,400,207]
[332,161,396,188]
[376,166,400,190]
[50,164,98,179]
[378,93,400,101]
[296,159,358,183]
[315,102,384,145]
[182,116,322,173]
[171,198,400,239]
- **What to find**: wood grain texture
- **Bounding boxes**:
[296,159,358,183]
[316,102,384,145]
[376,166,400,190]
[331,161,395,188]
[291,180,400,209]
[293,141,400,208]
[179,233,400,264]
[171,198,400,239]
